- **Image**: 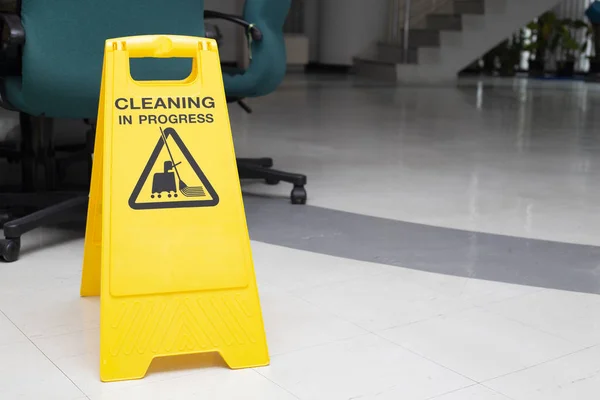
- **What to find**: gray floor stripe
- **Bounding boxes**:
[244,196,600,295]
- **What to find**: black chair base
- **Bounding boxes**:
[237,157,307,204]
[0,156,307,262]
[0,193,88,262]
[228,98,308,205]
[0,114,91,262]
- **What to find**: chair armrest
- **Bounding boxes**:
[204,10,263,42]
[0,12,24,53]
[0,12,23,110]
[205,22,223,46]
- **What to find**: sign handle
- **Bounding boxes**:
[113,35,209,59]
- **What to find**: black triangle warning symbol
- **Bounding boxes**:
[128,127,219,210]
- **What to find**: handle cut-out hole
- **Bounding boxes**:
[129,57,194,82]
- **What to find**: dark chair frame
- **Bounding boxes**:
[0,8,307,263]
[205,11,307,205]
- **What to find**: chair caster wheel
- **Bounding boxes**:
[0,238,21,262]
[265,178,280,185]
[291,186,307,205]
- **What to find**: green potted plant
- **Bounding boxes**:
[478,32,524,77]
[481,46,498,75]
[590,23,600,73]
[525,11,558,76]
[495,40,513,76]
[497,30,526,76]
[550,18,590,77]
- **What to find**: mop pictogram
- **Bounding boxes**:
[152,127,206,198]
[129,126,219,210]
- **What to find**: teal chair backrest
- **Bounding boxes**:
[5,0,205,118]
[223,0,291,98]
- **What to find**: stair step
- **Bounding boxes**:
[426,14,462,31]
[453,0,485,14]
[377,43,418,64]
[353,57,397,81]
[372,0,567,83]
[394,29,441,48]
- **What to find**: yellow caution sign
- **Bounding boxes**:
[80,35,269,382]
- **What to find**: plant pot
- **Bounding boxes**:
[528,60,545,77]
[593,23,600,56]
[498,65,516,77]
[556,61,575,77]
[590,57,600,73]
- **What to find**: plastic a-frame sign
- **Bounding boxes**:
[80,35,269,382]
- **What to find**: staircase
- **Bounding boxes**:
[354,0,562,83]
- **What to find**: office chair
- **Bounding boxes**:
[0,0,207,262]
[206,0,308,205]
[0,0,305,262]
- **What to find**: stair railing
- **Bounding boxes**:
[386,0,454,63]
[403,0,412,63]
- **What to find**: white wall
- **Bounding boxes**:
[318,0,388,65]
[304,0,321,62]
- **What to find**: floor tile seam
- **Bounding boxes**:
[251,368,302,399]
[285,276,493,317]
[475,302,599,348]
[371,330,480,386]
[398,277,550,309]
[275,291,373,334]
[467,287,548,309]
[264,266,393,295]
[482,385,518,400]
[26,326,99,343]
[18,323,101,343]
[424,383,517,400]
[290,290,478,334]
[263,248,559,316]
[478,343,600,385]
[278,270,398,299]
[375,305,482,334]
[267,332,373,359]
[95,368,208,397]
[423,384,479,400]
[0,308,89,398]
[478,382,521,400]
[0,307,30,345]
[372,312,595,384]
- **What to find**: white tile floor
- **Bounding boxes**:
[0,234,598,399]
[238,76,600,247]
[0,76,600,399]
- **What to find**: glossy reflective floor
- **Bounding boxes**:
[1,75,600,399]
